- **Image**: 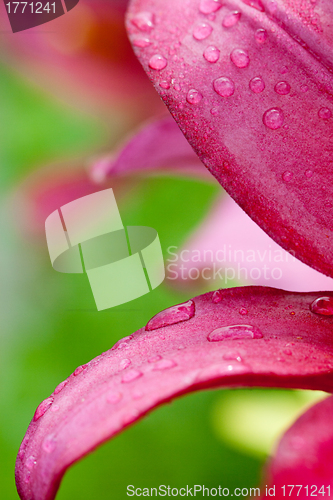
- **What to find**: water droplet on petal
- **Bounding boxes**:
[131,12,155,32]
[210,107,219,115]
[310,296,333,316]
[275,81,291,95]
[149,54,167,70]
[34,396,54,421]
[51,404,59,413]
[159,81,170,89]
[230,49,250,68]
[282,171,293,182]
[213,77,235,97]
[112,335,134,351]
[207,324,263,342]
[249,76,265,93]
[106,391,123,404]
[132,36,151,48]
[148,355,162,363]
[263,108,284,129]
[199,0,222,14]
[305,169,313,178]
[25,456,36,469]
[318,107,332,119]
[242,0,265,12]
[119,359,131,371]
[42,435,57,454]
[122,369,143,383]
[145,300,195,331]
[212,290,223,303]
[280,65,288,74]
[239,307,248,315]
[74,364,87,376]
[186,89,203,105]
[54,379,68,395]
[153,358,177,370]
[223,351,243,362]
[193,22,213,40]
[255,28,267,43]
[222,11,241,28]
[283,349,292,355]
[203,45,220,63]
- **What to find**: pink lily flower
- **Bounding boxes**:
[15,0,333,498]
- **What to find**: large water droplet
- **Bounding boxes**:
[193,22,213,40]
[112,335,134,351]
[131,12,155,32]
[249,76,265,93]
[310,296,333,316]
[152,359,177,371]
[149,54,167,70]
[53,379,68,395]
[42,435,57,454]
[119,359,131,371]
[318,107,332,119]
[222,11,241,28]
[145,300,195,331]
[187,89,203,105]
[255,28,267,43]
[242,0,265,12]
[212,290,223,303]
[275,81,291,95]
[203,45,220,63]
[199,0,222,14]
[132,36,151,48]
[213,77,235,97]
[34,396,54,421]
[122,369,143,383]
[106,391,123,404]
[263,108,284,129]
[207,324,263,342]
[230,49,250,68]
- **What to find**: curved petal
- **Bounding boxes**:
[90,115,213,183]
[126,0,333,278]
[16,286,333,500]
[265,395,333,496]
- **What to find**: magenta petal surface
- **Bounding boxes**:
[16,287,333,500]
[265,395,333,497]
[90,115,211,183]
[126,0,333,278]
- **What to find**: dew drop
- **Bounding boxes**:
[210,107,219,115]
[119,359,131,371]
[42,435,57,454]
[283,349,292,355]
[310,296,333,316]
[255,28,267,43]
[25,456,36,469]
[239,307,248,315]
[318,107,332,119]
[263,107,284,129]
[186,89,203,105]
[199,0,222,14]
[34,396,54,421]
[193,22,213,40]
[111,335,133,351]
[122,369,143,383]
[74,364,87,376]
[159,81,170,89]
[53,379,68,395]
[131,12,155,32]
[106,391,123,404]
[203,45,220,63]
[230,48,250,68]
[249,76,265,93]
[207,324,263,342]
[280,65,288,74]
[305,169,313,178]
[223,351,243,362]
[153,359,177,370]
[149,54,167,70]
[212,290,223,303]
[145,299,195,331]
[282,171,293,182]
[222,11,241,28]
[213,76,235,97]
[51,404,59,413]
[275,81,291,95]
[132,36,151,48]
[148,355,162,363]
[241,0,265,12]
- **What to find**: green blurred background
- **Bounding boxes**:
[0,1,326,498]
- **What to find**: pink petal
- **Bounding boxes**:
[90,115,212,183]
[126,0,333,278]
[173,196,333,291]
[265,395,333,496]
[16,286,333,500]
